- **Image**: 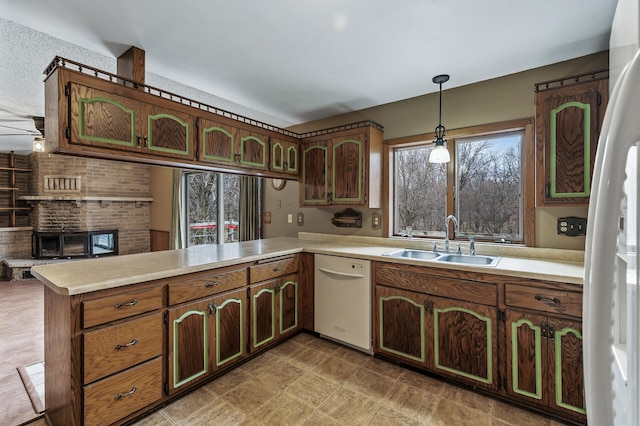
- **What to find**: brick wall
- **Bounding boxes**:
[0,228,32,258]
[28,153,152,255]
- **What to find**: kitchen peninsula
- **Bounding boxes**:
[33,234,585,425]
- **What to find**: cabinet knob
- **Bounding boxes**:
[205,280,220,288]
[208,302,217,317]
[136,134,142,147]
[143,135,148,149]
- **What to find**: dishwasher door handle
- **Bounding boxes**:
[317,267,365,279]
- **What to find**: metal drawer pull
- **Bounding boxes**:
[114,299,138,309]
[114,386,138,401]
[534,295,561,305]
[204,280,220,287]
[114,338,138,350]
[272,266,282,271]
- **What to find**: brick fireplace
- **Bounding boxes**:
[23,153,152,256]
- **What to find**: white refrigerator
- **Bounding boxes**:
[583,0,640,424]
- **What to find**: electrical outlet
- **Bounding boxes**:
[287,214,293,224]
[557,216,587,236]
[372,212,382,230]
[297,212,304,226]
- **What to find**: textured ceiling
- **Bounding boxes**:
[0,0,617,127]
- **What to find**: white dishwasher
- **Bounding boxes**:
[314,254,372,353]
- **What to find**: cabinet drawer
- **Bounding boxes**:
[169,268,247,305]
[83,313,163,384]
[84,357,162,426]
[505,284,582,317]
[250,255,298,284]
[83,286,162,328]
[375,264,497,306]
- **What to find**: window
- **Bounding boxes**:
[391,120,533,244]
[185,172,243,246]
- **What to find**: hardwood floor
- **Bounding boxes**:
[0,279,44,425]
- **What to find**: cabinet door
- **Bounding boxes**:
[238,129,269,170]
[211,288,246,369]
[505,309,547,407]
[250,279,277,351]
[198,117,238,165]
[375,285,428,367]
[271,138,299,175]
[536,79,607,205]
[167,299,213,393]
[548,318,586,419]
[278,275,299,337]
[331,133,366,204]
[429,296,498,389]
[68,82,141,152]
[301,142,329,205]
[144,104,194,160]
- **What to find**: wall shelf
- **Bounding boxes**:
[1,152,32,226]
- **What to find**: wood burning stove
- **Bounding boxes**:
[32,230,118,259]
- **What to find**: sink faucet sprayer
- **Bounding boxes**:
[444,215,459,253]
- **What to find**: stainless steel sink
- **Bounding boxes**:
[437,254,501,267]
[382,249,441,260]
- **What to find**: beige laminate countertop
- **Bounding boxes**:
[31,236,585,296]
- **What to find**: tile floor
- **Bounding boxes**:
[112,333,569,426]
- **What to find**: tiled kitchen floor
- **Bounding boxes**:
[124,333,568,426]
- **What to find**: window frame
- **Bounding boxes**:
[384,118,535,246]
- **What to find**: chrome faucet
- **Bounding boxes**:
[444,215,459,253]
[469,236,475,255]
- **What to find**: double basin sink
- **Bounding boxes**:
[382,248,501,267]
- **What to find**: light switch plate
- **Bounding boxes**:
[287,214,293,224]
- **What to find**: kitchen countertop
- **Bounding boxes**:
[31,235,585,296]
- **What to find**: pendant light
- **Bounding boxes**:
[428,74,451,163]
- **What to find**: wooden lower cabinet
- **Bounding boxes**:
[429,296,498,389]
[249,274,300,352]
[167,287,247,394]
[376,285,428,367]
[375,285,497,389]
[506,309,586,421]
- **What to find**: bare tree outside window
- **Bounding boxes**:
[395,146,447,236]
[186,172,241,246]
[393,129,524,242]
[456,133,522,240]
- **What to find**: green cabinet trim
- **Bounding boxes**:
[272,142,284,171]
[512,319,543,400]
[279,280,298,334]
[302,144,329,204]
[378,295,425,363]
[172,310,208,388]
[202,126,235,162]
[252,288,275,348]
[550,101,591,198]
[554,327,586,414]
[78,97,137,147]
[147,113,190,155]
[434,306,493,384]
[332,139,362,203]
[240,136,267,168]
[287,146,298,172]
[215,298,244,367]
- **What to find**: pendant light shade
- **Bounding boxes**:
[428,74,450,163]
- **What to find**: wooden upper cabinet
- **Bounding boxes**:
[271,137,299,176]
[300,124,383,207]
[301,141,329,205]
[197,117,270,171]
[238,128,269,170]
[68,81,195,161]
[535,78,608,205]
[198,117,239,165]
[69,82,140,152]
